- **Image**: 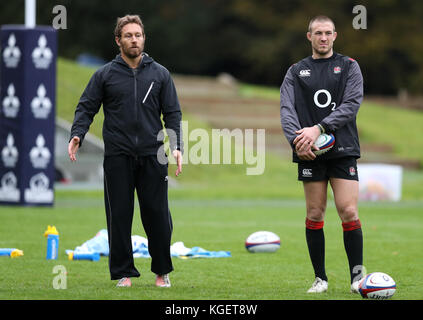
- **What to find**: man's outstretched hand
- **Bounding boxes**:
[68,136,80,162]
[172,149,182,177]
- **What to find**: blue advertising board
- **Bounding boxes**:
[0,26,56,206]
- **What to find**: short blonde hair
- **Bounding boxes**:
[114,14,144,38]
[308,15,335,32]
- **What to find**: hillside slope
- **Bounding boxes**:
[57,58,423,199]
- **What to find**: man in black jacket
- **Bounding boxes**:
[68,15,183,288]
[280,16,364,294]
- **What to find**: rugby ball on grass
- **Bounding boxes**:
[245,231,280,253]
[359,272,396,299]
[313,133,335,156]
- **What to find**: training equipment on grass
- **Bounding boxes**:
[68,251,100,262]
[0,248,23,258]
[65,229,231,260]
[44,225,59,260]
[313,133,335,155]
[245,231,280,253]
[359,272,396,299]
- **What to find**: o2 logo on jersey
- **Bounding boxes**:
[313,89,336,111]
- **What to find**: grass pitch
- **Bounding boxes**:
[0,191,422,300]
[1,59,421,302]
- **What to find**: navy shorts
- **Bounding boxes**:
[297,157,359,181]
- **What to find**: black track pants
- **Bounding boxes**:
[103,154,173,280]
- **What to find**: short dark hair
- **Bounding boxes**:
[114,14,144,38]
[308,15,335,32]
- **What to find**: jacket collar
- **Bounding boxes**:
[113,52,154,69]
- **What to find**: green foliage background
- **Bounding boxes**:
[2,0,423,94]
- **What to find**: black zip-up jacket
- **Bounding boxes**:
[70,53,183,157]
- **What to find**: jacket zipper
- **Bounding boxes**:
[133,68,139,149]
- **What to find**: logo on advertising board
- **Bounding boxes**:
[3,33,21,68]
[31,84,52,119]
[32,34,53,69]
[0,172,20,202]
[24,172,53,203]
[29,134,51,169]
[2,84,20,118]
[1,133,19,168]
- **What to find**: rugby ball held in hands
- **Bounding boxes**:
[359,272,396,299]
[313,133,335,155]
[245,231,280,253]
